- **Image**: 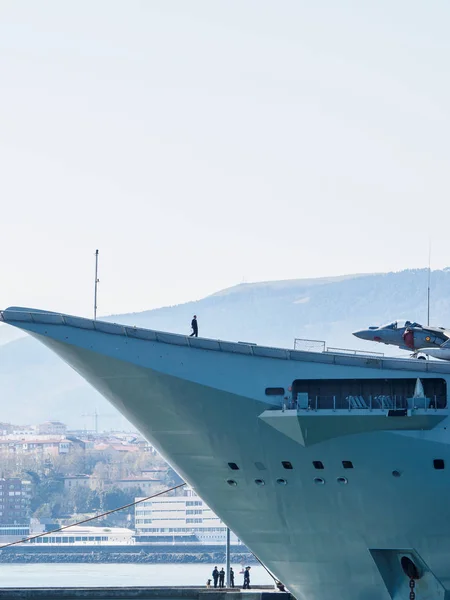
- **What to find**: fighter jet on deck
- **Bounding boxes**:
[353,320,450,360]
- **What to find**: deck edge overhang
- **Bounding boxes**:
[3,306,450,374]
[259,408,447,446]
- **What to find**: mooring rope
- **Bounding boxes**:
[0,482,186,550]
[250,551,279,584]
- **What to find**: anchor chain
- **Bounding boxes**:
[409,577,416,600]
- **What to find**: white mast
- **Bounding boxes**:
[427,242,431,326]
[94,249,99,321]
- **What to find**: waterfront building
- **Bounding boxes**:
[29,525,134,545]
[135,487,240,544]
[0,524,30,543]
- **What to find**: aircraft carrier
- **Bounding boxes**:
[2,306,450,600]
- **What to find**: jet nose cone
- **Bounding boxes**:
[352,329,373,341]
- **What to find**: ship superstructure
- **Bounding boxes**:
[2,306,450,600]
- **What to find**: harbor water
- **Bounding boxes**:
[0,563,274,588]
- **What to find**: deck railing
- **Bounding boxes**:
[283,394,444,411]
[325,347,385,358]
[293,338,384,358]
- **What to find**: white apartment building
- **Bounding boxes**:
[135,487,240,544]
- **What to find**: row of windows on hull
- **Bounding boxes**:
[226,459,446,484]
[228,461,354,470]
[226,477,349,486]
[228,458,445,471]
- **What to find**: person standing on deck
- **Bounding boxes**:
[230,567,235,588]
[212,566,219,588]
[190,315,198,337]
[219,568,225,588]
[243,566,251,589]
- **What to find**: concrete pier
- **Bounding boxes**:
[0,586,290,600]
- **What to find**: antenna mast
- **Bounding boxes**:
[94,249,99,320]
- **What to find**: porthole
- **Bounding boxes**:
[281,461,293,470]
[312,461,324,470]
[392,470,401,478]
[337,477,348,485]
[314,477,325,485]
[434,459,445,470]
[226,479,237,486]
[276,478,287,485]
[255,479,265,486]
[228,462,239,470]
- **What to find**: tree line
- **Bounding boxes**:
[2,447,182,527]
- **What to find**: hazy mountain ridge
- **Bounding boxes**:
[1,268,450,428]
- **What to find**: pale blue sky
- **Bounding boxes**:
[1,0,449,317]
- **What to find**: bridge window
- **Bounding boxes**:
[228,462,239,471]
[342,461,353,469]
[313,461,324,470]
[433,459,445,470]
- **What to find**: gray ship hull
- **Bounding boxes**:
[3,308,450,600]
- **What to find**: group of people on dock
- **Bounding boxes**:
[207,566,250,589]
